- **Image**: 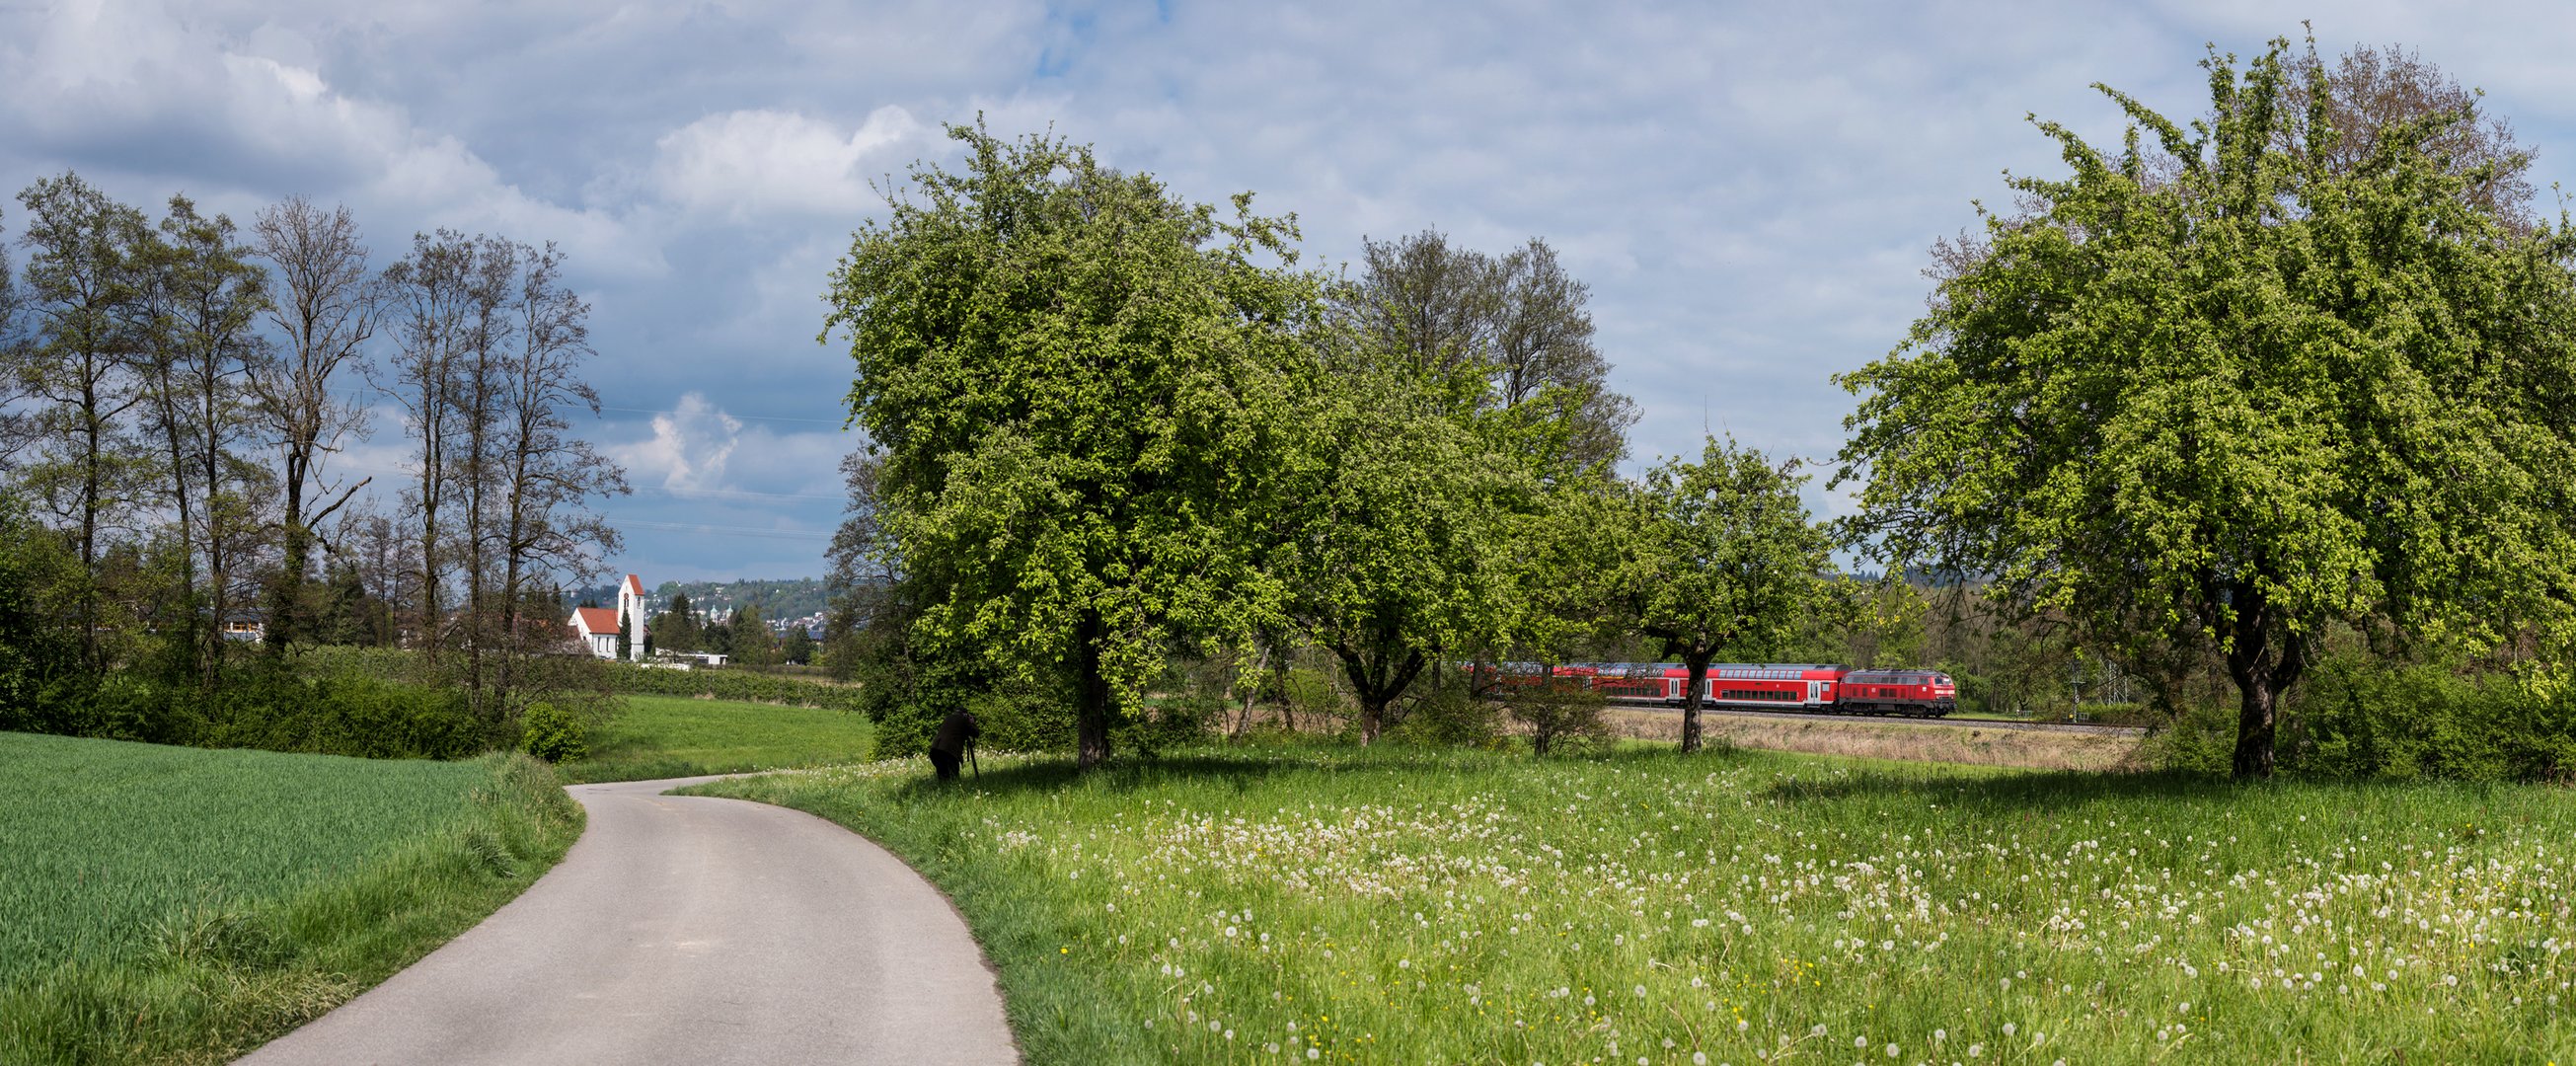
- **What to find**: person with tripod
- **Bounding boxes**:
[929,709,980,781]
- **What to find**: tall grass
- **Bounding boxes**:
[0,732,581,1065]
[693,744,2576,1064]
[555,694,874,784]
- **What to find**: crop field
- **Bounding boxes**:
[694,744,2576,1064]
[560,693,874,784]
[0,731,580,1065]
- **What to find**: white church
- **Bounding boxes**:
[568,573,649,660]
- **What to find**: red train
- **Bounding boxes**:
[1481,662,1959,718]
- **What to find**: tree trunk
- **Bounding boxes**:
[1332,643,1425,745]
[1679,651,1713,753]
[2223,584,2307,780]
[1230,644,1269,740]
[2231,673,2278,779]
[267,468,306,655]
[1075,610,1113,769]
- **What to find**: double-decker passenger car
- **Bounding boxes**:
[1475,661,1958,719]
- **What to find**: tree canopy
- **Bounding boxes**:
[1836,37,2576,777]
[823,122,1324,768]
[1628,437,1839,752]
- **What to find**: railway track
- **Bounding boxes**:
[1617,701,2148,737]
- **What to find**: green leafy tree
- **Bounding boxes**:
[1836,38,2576,778]
[1627,438,1838,752]
[1283,361,1519,742]
[14,173,155,671]
[823,122,1321,769]
[653,590,702,652]
[779,624,812,665]
[616,601,631,660]
[730,600,774,666]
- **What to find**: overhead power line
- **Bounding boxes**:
[612,519,833,541]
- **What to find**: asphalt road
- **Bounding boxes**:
[239,776,1019,1066]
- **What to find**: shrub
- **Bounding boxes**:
[517,702,588,763]
[1506,678,1610,757]
[1120,692,1219,756]
[2289,657,2575,783]
[1386,683,1504,750]
[598,660,860,711]
[2141,654,2576,783]
[1281,666,1348,732]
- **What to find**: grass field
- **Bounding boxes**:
[0,732,580,1065]
[692,743,2576,1064]
[558,693,874,784]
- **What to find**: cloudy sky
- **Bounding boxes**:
[7,0,2574,583]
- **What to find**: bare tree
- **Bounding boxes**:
[2283,39,2538,230]
[0,202,32,472]
[381,230,478,664]
[1338,229,1636,470]
[249,195,376,652]
[490,241,626,705]
[454,233,517,706]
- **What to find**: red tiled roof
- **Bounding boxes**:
[624,573,644,595]
[572,607,621,635]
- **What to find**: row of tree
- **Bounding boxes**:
[0,174,626,720]
[822,37,2576,779]
[818,123,1845,769]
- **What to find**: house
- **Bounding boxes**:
[217,609,265,643]
[568,573,650,660]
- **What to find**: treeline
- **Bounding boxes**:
[0,173,627,755]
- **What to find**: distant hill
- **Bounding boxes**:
[567,576,830,625]
[650,577,829,623]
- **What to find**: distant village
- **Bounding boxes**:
[568,574,830,666]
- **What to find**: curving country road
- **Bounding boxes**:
[240,776,1019,1066]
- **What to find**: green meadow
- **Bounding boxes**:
[557,693,874,784]
[695,744,2576,1065]
[0,732,580,1065]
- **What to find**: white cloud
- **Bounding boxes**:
[0,0,664,275]
[650,106,924,221]
[609,392,743,493]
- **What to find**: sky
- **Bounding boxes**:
[8,0,2576,584]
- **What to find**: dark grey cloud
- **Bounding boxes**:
[7,0,2574,581]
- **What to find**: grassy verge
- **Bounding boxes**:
[690,743,2576,1064]
[0,732,581,1065]
[557,694,873,784]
